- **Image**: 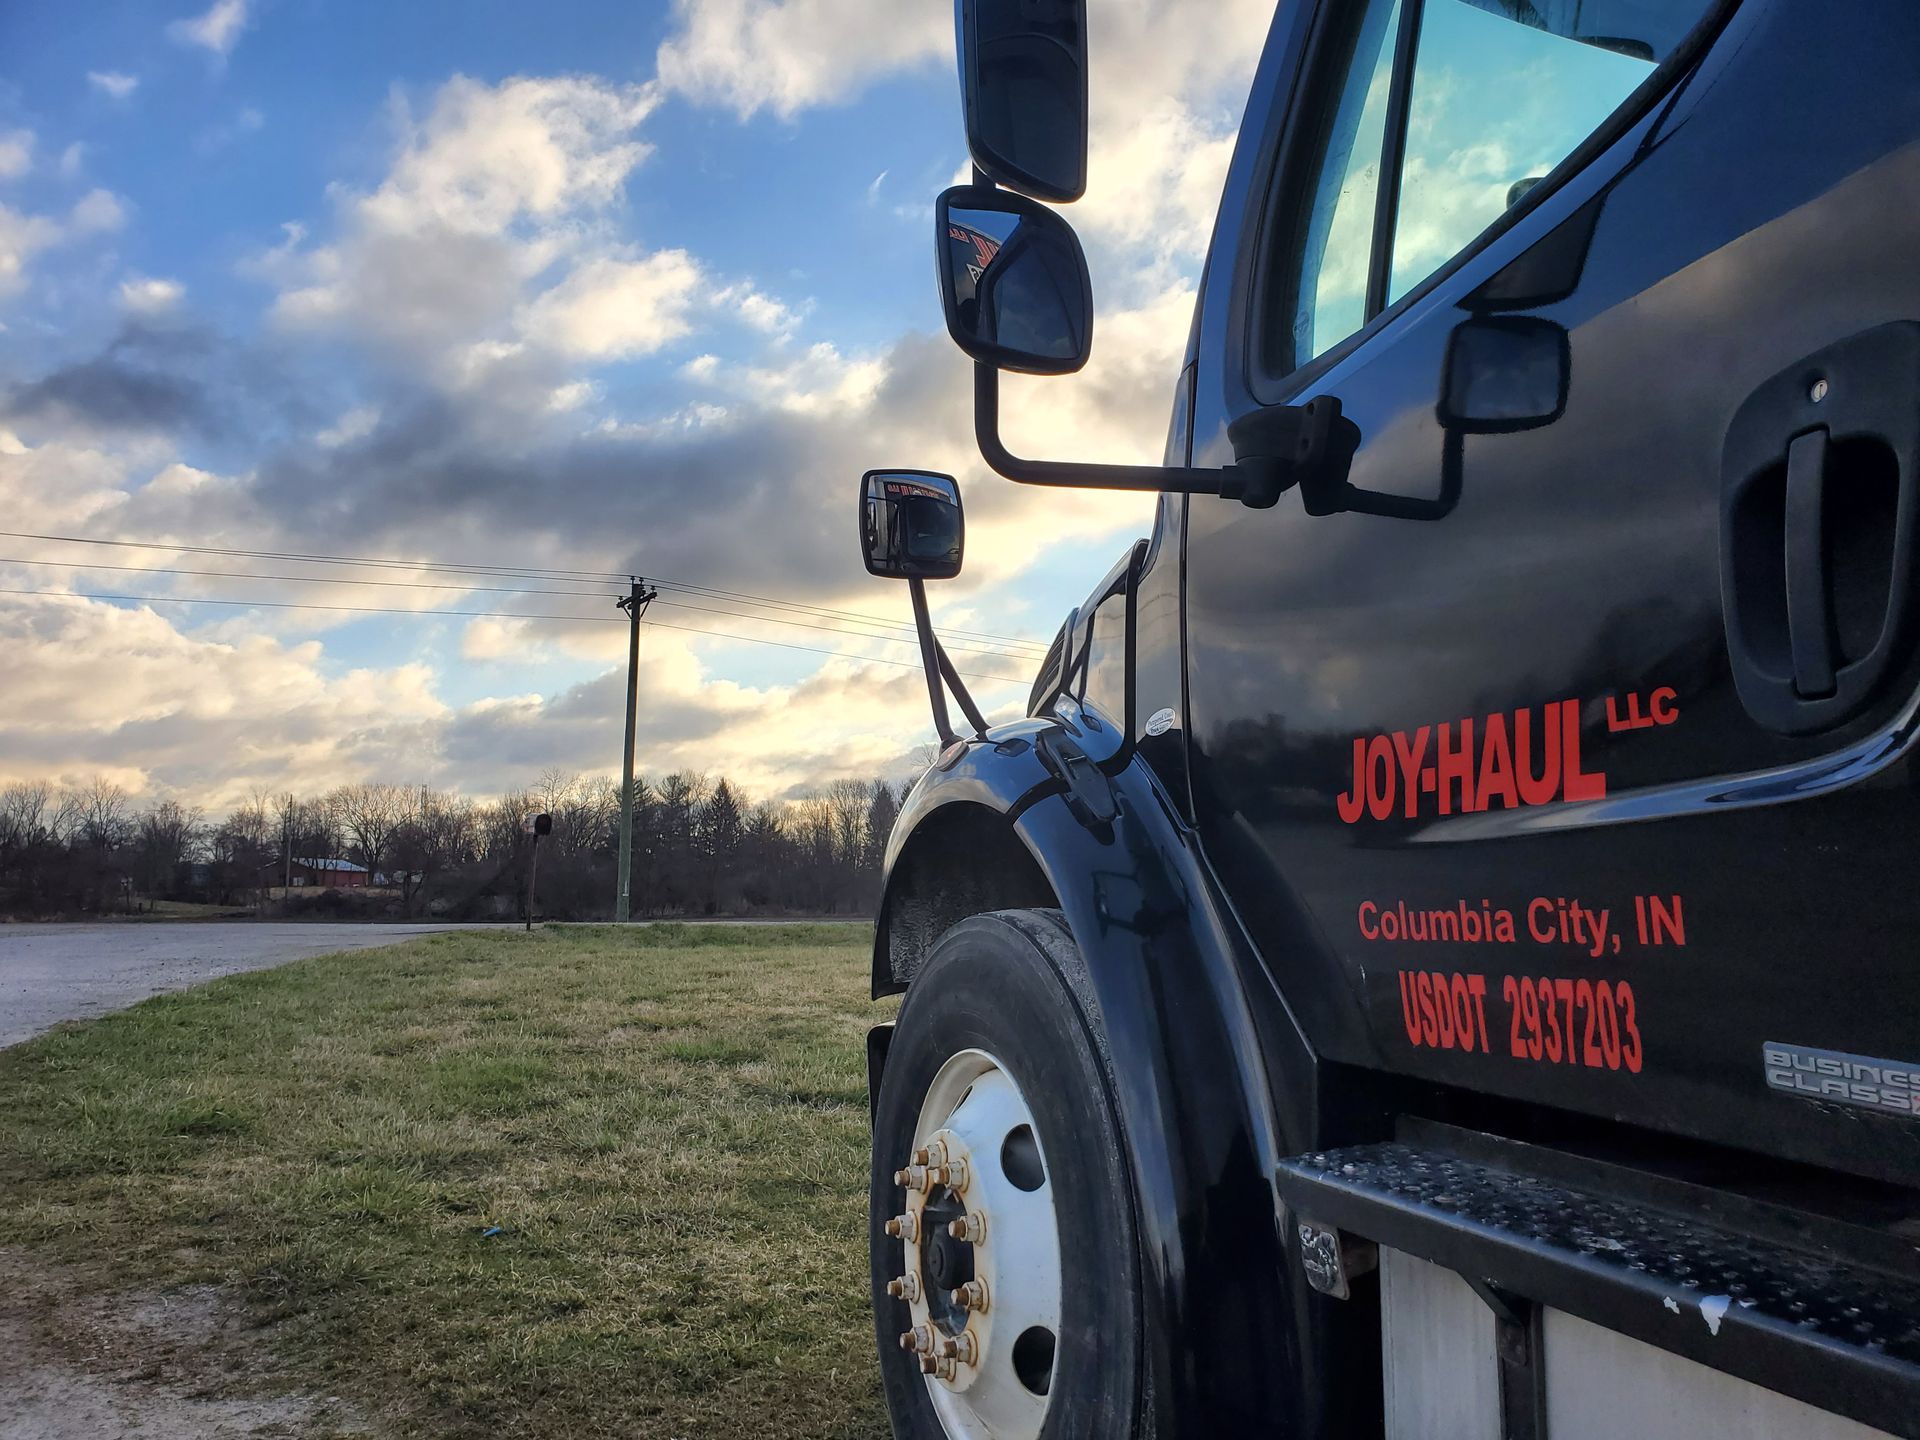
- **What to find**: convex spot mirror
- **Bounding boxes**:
[1439,315,1570,434]
[937,185,1093,376]
[956,0,1088,203]
[860,470,965,581]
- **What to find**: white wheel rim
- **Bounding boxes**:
[885,1047,1061,1440]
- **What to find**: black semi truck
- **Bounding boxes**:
[857,2,1920,1436]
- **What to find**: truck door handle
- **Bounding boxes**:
[1783,428,1836,698]
[1721,322,1920,734]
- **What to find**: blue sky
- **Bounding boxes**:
[0,0,1275,808]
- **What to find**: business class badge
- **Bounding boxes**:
[1764,1042,1920,1118]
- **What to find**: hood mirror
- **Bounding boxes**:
[937,186,1093,376]
[956,0,1087,203]
[860,470,965,581]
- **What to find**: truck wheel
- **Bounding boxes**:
[870,909,1142,1439]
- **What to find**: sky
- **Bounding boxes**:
[0,0,1281,814]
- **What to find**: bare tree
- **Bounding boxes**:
[328,782,408,882]
[134,800,204,898]
[75,778,131,852]
[0,781,51,850]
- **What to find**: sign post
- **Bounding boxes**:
[522,812,552,932]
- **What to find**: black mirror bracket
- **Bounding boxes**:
[908,576,989,749]
[1222,394,1361,510]
[974,363,1360,509]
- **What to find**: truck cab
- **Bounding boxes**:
[860,3,1920,1436]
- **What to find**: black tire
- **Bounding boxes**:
[869,909,1143,1438]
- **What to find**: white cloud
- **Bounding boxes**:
[656,0,949,119]
[363,74,658,237]
[69,188,127,235]
[519,251,704,360]
[118,275,185,313]
[263,75,665,378]
[88,71,140,100]
[314,405,379,448]
[0,185,130,301]
[546,380,596,412]
[0,130,33,181]
[168,0,250,57]
[0,206,62,300]
[58,143,86,178]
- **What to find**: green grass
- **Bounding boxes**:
[0,923,893,1438]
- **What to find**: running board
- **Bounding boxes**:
[1275,1135,1920,1439]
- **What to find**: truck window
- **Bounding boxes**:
[1290,0,1402,365]
[1080,592,1128,728]
[1385,0,1685,302]
[1280,0,1720,373]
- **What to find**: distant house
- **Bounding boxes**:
[259,857,371,889]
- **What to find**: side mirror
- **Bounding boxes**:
[860,470,965,581]
[936,185,1093,376]
[1439,315,1570,434]
[956,0,1087,203]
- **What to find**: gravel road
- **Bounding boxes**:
[0,923,477,1047]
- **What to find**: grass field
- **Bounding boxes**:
[0,924,892,1438]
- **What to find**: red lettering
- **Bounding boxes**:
[1650,686,1678,725]
[1527,898,1555,944]
[1595,981,1623,1070]
[1513,705,1560,806]
[1476,711,1519,811]
[1416,972,1440,1046]
[1540,976,1563,1062]
[1436,719,1477,815]
[1432,972,1457,1047]
[1519,978,1544,1060]
[1467,973,1489,1053]
[1554,979,1577,1059]
[1449,973,1475,1052]
[1366,735,1396,821]
[1337,738,1367,824]
[1578,979,1601,1067]
[1619,982,1643,1073]
[1358,901,1379,940]
[1399,971,1423,1045]
[1392,726,1431,819]
[1560,700,1606,802]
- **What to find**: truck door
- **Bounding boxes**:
[1184,0,1920,1182]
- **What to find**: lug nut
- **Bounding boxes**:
[898,1323,936,1355]
[921,1354,956,1380]
[893,1164,934,1192]
[886,1272,921,1303]
[911,1147,931,1167]
[946,1212,986,1243]
[928,1158,971,1192]
[938,1330,980,1366]
[925,1139,949,1168]
[952,1280,988,1312]
[884,1213,921,1243]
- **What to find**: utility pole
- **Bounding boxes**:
[614,578,658,922]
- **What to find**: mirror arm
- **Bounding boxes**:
[908,578,958,748]
[974,363,1236,495]
[934,640,991,739]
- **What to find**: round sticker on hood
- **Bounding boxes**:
[1145,707,1177,737]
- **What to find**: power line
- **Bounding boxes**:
[0,554,1045,660]
[0,528,1050,650]
[0,585,1031,685]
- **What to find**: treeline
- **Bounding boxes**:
[0,770,904,921]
